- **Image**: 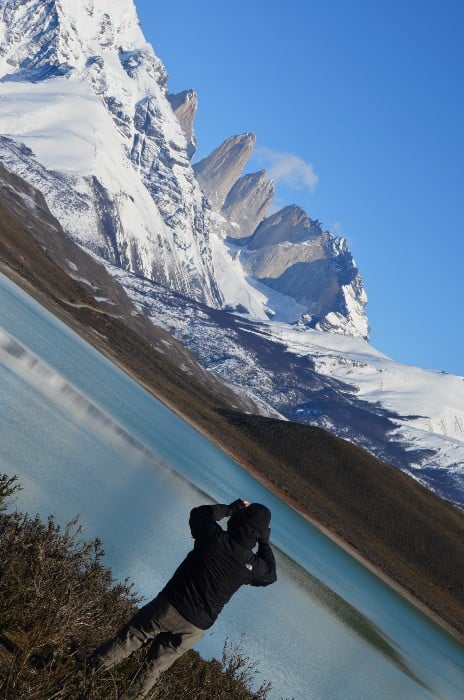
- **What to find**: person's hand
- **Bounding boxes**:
[228,499,248,515]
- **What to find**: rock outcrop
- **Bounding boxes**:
[242,226,368,338]
[193,133,256,210]
[247,205,322,247]
[168,90,198,159]
[221,170,275,239]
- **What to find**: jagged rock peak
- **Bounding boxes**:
[247,204,323,249]
[221,170,275,239]
[168,90,198,160]
[193,132,256,210]
[236,203,369,338]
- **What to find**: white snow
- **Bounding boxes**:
[210,231,271,319]
[210,221,308,322]
[267,321,464,453]
[0,78,107,172]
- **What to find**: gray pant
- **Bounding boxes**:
[95,593,204,699]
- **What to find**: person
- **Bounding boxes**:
[89,498,277,699]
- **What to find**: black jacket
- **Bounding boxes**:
[162,501,277,630]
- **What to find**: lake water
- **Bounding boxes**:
[1,271,463,699]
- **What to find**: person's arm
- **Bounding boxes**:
[247,528,277,587]
[189,499,247,539]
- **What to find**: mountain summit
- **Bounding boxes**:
[0,0,368,336]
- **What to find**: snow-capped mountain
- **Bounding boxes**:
[0,0,463,507]
[0,0,221,306]
[0,0,367,336]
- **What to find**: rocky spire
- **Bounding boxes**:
[168,90,198,160]
[193,133,255,210]
[247,205,322,248]
[221,170,275,239]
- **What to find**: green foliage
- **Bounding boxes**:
[0,475,272,699]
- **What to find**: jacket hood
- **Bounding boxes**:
[227,503,271,548]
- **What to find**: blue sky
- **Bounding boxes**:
[136,0,464,376]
